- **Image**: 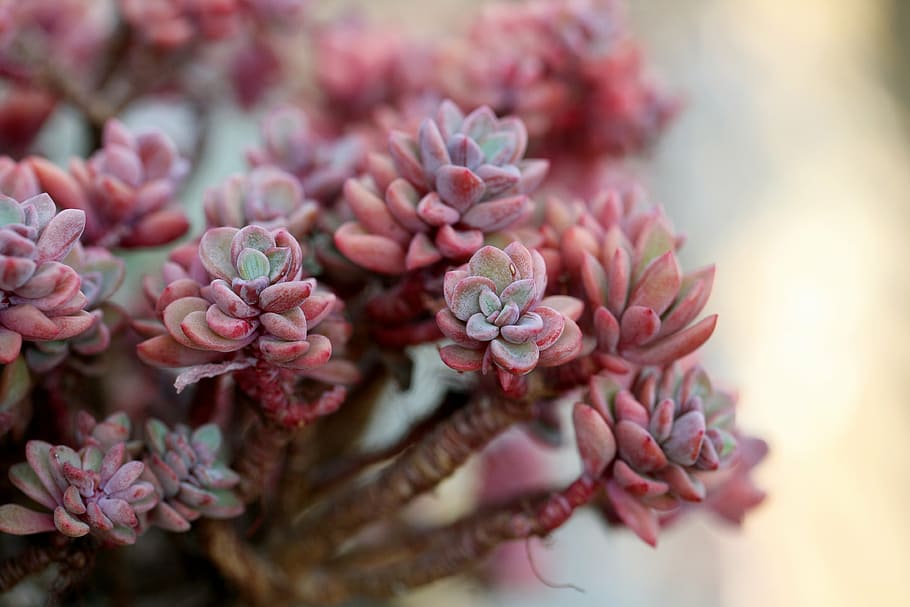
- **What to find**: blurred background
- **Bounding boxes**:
[313,0,910,606]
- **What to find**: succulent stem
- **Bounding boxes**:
[197,520,291,606]
[291,393,535,563]
[294,475,597,604]
[0,538,93,593]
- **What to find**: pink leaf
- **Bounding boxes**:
[0,504,56,535]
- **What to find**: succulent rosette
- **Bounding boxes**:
[119,0,240,49]
[204,166,319,239]
[436,242,583,391]
[0,156,41,201]
[31,119,190,249]
[0,193,94,364]
[551,192,717,373]
[142,419,243,532]
[336,100,548,275]
[247,106,366,203]
[137,225,337,380]
[25,244,125,371]
[583,366,739,545]
[438,0,675,158]
[0,439,158,546]
[312,18,426,120]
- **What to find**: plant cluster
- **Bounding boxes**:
[0,0,765,604]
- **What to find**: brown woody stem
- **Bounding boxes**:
[197,520,291,606]
[0,538,94,593]
[292,394,535,563]
[233,361,347,502]
[294,476,598,604]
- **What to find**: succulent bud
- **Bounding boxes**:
[437,242,582,391]
[142,419,243,532]
[1,439,158,546]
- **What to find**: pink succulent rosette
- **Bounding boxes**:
[312,18,426,121]
[141,419,243,532]
[582,366,740,545]
[546,190,717,374]
[335,100,548,274]
[25,243,125,372]
[204,166,319,239]
[0,193,94,364]
[0,439,158,546]
[136,224,339,385]
[247,106,366,204]
[31,119,190,249]
[438,0,676,158]
[119,0,240,49]
[436,242,583,392]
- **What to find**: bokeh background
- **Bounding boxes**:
[310,1,909,606]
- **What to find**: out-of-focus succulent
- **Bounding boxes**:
[119,0,240,49]
[142,419,242,532]
[436,242,583,391]
[584,366,740,545]
[0,355,28,436]
[437,0,676,158]
[25,244,125,372]
[701,435,767,525]
[239,0,307,24]
[204,167,319,238]
[247,106,366,203]
[0,157,41,201]
[0,193,94,365]
[31,119,190,249]
[312,18,425,121]
[336,100,548,274]
[136,225,338,381]
[0,439,158,546]
[550,191,716,373]
[0,89,57,158]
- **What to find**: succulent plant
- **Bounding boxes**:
[25,243,125,371]
[336,100,549,274]
[551,192,716,373]
[204,166,319,238]
[142,419,243,532]
[437,242,583,391]
[699,435,767,526]
[0,193,94,365]
[75,411,135,452]
[0,156,41,201]
[312,18,421,120]
[437,0,676,158]
[137,225,338,381]
[584,366,739,545]
[118,0,240,49]
[247,106,366,203]
[30,119,190,249]
[0,439,158,545]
